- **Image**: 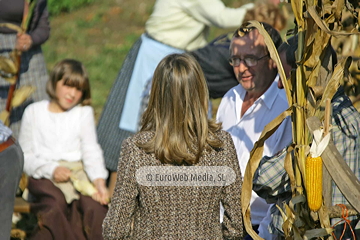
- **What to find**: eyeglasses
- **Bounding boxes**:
[229,54,270,67]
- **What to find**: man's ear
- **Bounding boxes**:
[272,58,277,69]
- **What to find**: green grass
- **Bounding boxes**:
[43,0,154,119]
[42,0,254,120]
[48,0,95,15]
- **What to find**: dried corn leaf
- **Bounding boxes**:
[291,0,304,30]
[0,110,10,126]
[282,203,295,237]
[284,146,296,195]
[292,226,303,240]
[318,205,332,233]
[314,56,352,119]
[242,109,292,240]
[289,194,307,208]
[0,51,20,84]
[0,23,22,33]
[23,0,37,32]
[0,56,17,75]
[303,228,334,239]
[276,204,288,221]
[11,85,36,108]
[307,37,332,89]
[308,6,360,36]
[289,195,308,231]
[71,176,97,197]
[323,2,335,16]
[3,76,17,85]
[334,0,345,22]
[247,20,292,106]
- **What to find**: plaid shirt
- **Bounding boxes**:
[253,89,360,236]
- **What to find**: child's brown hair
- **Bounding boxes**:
[46,59,91,106]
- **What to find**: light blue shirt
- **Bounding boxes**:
[119,34,184,132]
[0,120,12,143]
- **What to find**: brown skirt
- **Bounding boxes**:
[27,177,108,240]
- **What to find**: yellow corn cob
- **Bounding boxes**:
[305,156,323,211]
[71,177,98,197]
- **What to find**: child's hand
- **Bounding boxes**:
[53,166,71,183]
[92,178,109,205]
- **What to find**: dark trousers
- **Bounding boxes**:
[244,225,260,240]
[28,178,108,240]
[0,140,24,240]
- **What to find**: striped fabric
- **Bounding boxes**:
[96,38,142,172]
[0,33,48,138]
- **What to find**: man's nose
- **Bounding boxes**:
[236,60,248,72]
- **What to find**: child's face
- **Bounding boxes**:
[54,79,83,111]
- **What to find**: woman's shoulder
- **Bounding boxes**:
[215,129,232,142]
[125,131,154,146]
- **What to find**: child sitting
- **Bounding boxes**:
[19,59,109,240]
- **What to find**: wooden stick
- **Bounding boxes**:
[324,98,331,136]
[323,98,332,208]
[5,54,21,112]
[328,204,358,219]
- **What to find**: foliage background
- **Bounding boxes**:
[43,0,253,120]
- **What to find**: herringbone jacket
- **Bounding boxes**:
[103,130,244,239]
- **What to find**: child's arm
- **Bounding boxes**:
[19,104,59,179]
[92,178,109,205]
[79,107,109,196]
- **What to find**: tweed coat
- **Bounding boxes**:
[103,130,244,239]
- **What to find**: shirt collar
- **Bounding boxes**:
[258,75,282,110]
[233,74,282,110]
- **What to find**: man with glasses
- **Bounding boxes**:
[216,22,292,239]
[253,35,360,239]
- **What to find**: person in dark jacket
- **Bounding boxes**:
[0,0,50,138]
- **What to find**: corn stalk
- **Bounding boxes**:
[241,0,360,239]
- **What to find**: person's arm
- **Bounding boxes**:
[181,0,254,29]
[79,107,109,203]
[221,132,244,239]
[271,115,293,156]
[102,138,139,239]
[18,105,59,179]
[253,148,292,238]
[252,148,292,204]
[28,0,50,46]
[80,107,108,181]
[92,178,109,205]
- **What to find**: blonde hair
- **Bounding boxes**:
[46,59,91,106]
[138,53,223,165]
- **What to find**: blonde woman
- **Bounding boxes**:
[103,53,244,239]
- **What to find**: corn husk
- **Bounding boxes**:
[11,86,36,108]
[71,176,98,197]
[0,110,10,126]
